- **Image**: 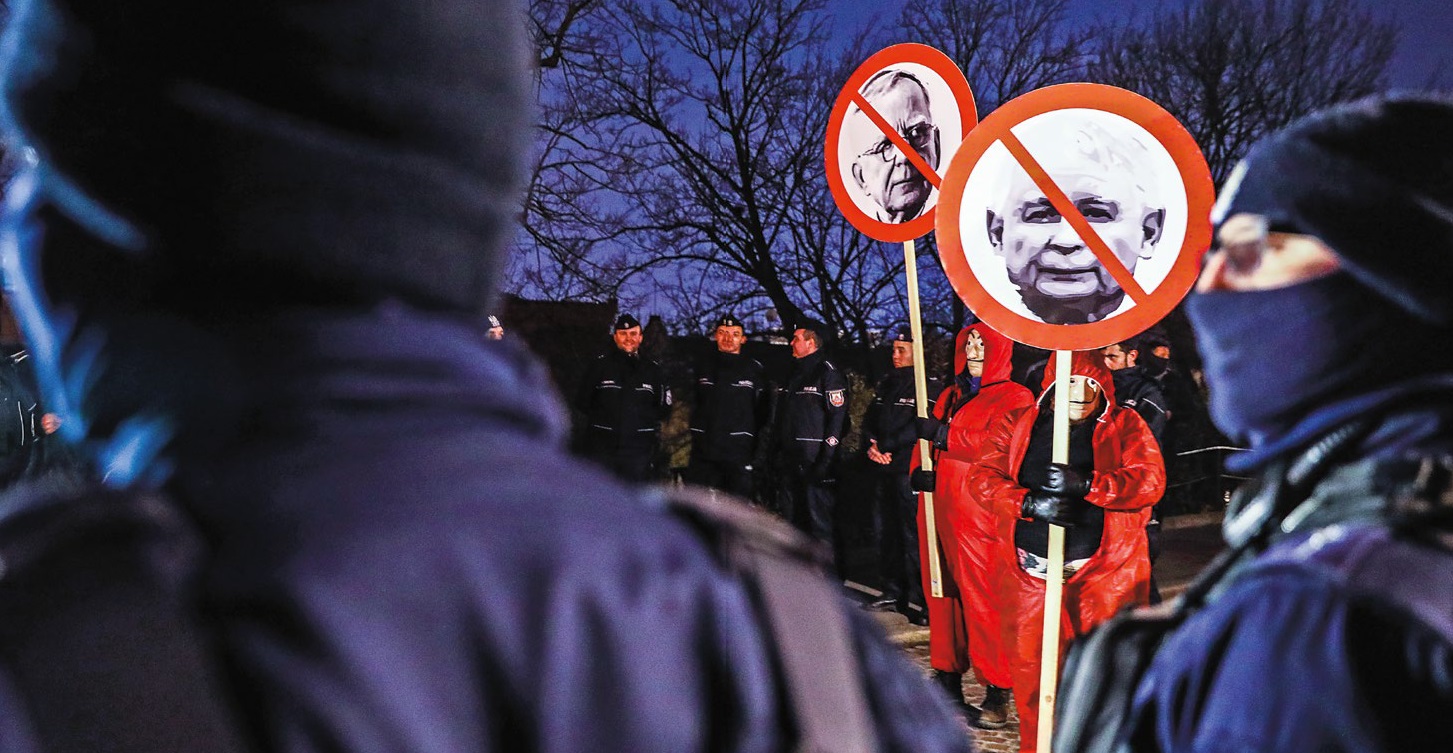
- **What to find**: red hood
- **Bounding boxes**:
[955,322,1015,385]
[1041,349,1116,406]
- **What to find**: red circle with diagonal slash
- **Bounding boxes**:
[825,44,977,243]
[935,83,1213,351]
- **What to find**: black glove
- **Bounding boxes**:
[1021,490,1080,527]
[915,416,949,449]
[1040,462,1091,498]
[910,468,936,493]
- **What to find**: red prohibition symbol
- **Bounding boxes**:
[935,83,1214,351]
[826,44,978,243]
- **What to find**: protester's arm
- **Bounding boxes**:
[967,409,1031,519]
[1086,410,1165,511]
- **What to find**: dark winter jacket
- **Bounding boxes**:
[1110,366,1169,447]
[864,365,934,473]
[773,350,848,473]
[689,351,766,466]
[1128,444,1453,753]
[574,348,670,457]
[0,350,42,487]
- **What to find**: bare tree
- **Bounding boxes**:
[531,0,605,70]
[509,0,628,303]
[895,0,1092,114]
[515,0,919,348]
[1087,0,1395,185]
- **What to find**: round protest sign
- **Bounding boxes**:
[825,43,977,243]
[934,83,1213,351]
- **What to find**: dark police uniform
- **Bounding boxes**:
[575,343,670,483]
[686,346,766,499]
[772,347,848,566]
[1110,363,1170,602]
[864,359,935,610]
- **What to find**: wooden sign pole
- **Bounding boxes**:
[1037,348,1071,751]
[904,238,943,599]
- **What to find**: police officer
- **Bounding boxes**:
[685,314,766,499]
[574,314,671,482]
[484,315,505,341]
[1101,334,1171,603]
[863,329,933,613]
[1100,336,1169,444]
[772,320,849,567]
[0,346,44,488]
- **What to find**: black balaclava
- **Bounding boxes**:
[1188,92,1453,466]
[0,0,533,485]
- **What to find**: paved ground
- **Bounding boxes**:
[854,511,1227,752]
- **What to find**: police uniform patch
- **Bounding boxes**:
[665,389,673,406]
[828,389,845,407]
[825,436,838,447]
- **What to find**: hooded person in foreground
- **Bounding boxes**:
[1122,93,1453,752]
[0,0,975,750]
[969,351,1164,752]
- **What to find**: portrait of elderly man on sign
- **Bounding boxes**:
[986,121,1167,324]
[845,68,941,224]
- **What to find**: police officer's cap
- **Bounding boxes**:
[791,318,834,346]
[487,315,502,329]
[613,314,641,331]
[791,318,827,335]
[715,314,745,330]
[892,327,913,343]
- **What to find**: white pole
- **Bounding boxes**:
[1037,349,1071,751]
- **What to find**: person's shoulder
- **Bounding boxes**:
[1101,401,1153,432]
[988,400,1036,430]
[257,437,730,593]
[985,378,1034,400]
[1137,567,1415,753]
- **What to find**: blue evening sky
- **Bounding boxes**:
[828,0,1452,92]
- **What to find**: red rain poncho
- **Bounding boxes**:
[970,350,1164,751]
[914,323,1033,687]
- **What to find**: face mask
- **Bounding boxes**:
[1187,270,1435,449]
[1138,352,1169,377]
[1066,375,1103,422]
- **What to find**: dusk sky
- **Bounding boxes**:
[829,0,1452,92]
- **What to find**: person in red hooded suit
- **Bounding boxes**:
[969,350,1163,751]
[910,322,1034,728]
